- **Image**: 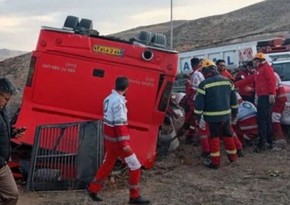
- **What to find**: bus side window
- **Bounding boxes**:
[158,82,173,112]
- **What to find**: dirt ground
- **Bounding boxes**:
[17,134,290,205]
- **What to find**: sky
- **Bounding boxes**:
[0,0,264,51]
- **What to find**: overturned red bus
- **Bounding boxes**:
[13,16,178,170]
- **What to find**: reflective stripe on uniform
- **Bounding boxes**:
[194,109,203,114]
[210,151,220,157]
[276,93,287,98]
[203,109,231,116]
[104,135,130,142]
[197,88,205,95]
[239,125,258,130]
[129,184,140,190]
[189,125,195,130]
[104,119,128,126]
[204,81,232,89]
[231,104,239,109]
[226,149,237,155]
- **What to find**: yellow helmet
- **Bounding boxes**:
[200,59,216,70]
[254,52,266,60]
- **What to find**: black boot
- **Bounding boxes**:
[237,149,245,157]
[206,163,219,169]
[87,190,103,202]
[253,145,265,153]
[128,196,150,204]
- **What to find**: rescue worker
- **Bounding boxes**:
[194,59,238,169]
[232,93,259,145]
[184,57,204,144]
[272,72,287,143]
[87,77,150,204]
[216,60,245,156]
[184,58,211,155]
[216,59,235,81]
[235,52,276,152]
[235,61,256,104]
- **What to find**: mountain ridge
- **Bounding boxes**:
[112,0,290,52]
[0,48,28,62]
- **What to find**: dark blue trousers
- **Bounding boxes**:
[257,95,273,148]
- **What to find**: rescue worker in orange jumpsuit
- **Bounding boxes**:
[194,59,238,169]
[235,61,256,104]
[272,72,287,143]
[235,53,276,152]
[184,57,204,144]
[216,59,235,81]
[87,77,150,204]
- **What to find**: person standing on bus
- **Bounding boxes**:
[87,77,150,204]
[0,78,19,205]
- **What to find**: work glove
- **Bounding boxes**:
[269,94,276,104]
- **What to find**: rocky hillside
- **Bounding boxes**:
[113,0,290,52]
[0,53,31,116]
[0,49,28,62]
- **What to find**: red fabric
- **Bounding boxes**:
[220,69,234,81]
[235,71,255,97]
[272,86,287,113]
[235,70,247,80]
[209,137,220,166]
[237,116,258,140]
[232,132,243,150]
[232,124,245,143]
[198,124,210,154]
[88,147,141,198]
[104,124,130,148]
[222,137,237,162]
[272,122,285,140]
[235,62,276,96]
[184,91,196,133]
[185,73,194,96]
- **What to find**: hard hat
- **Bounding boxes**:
[200,59,216,70]
[253,52,266,60]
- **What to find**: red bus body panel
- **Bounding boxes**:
[14,28,178,168]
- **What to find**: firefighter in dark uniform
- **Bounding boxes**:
[194,59,238,169]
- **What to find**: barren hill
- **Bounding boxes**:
[0,53,31,115]
[0,49,28,62]
[113,0,290,52]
